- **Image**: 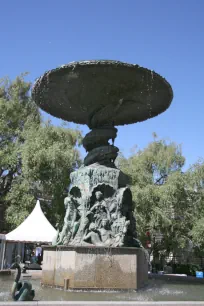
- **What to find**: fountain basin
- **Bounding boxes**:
[2,275,204,302]
[42,245,148,290]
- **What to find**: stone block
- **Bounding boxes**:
[42,246,148,290]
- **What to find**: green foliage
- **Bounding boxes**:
[0,74,82,231]
[0,74,40,230]
[1,73,204,259]
[172,263,201,276]
[119,135,204,256]
[0,74,40,182]
[5,178,35,226]
[22,121,81,193]
[190,217,204,249]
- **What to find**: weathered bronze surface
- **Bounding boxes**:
[52,164,140,247]
[32,60,173,126]
[11,256,35,301]
[32,60,173,248]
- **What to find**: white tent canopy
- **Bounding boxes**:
[5,200,57,243]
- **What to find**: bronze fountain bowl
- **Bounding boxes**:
[32,60,173,128]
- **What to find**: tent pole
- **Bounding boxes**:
[1,240,6,270]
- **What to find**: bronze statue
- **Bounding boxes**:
[88,191,110,225]
[83,219,112,246]
[53,195,79,245]
[32,60,173,248]
[11,258,35,301]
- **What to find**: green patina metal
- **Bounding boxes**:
[32,60,173,248]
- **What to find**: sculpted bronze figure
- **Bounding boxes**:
[32,60,173,248]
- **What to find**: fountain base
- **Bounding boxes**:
[41,246,148,290]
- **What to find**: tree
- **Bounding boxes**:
[0,74,40,230]
[0,74,82,231]
[118,134,199,257]
[188,160,204,253]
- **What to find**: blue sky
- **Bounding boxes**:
[0,0,203,169]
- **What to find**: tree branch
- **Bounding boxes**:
[154,174,167,185]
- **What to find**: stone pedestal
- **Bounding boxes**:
[41,246,148,290]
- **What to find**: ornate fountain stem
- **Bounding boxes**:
[83,126,119,166]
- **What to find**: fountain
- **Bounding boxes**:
[31,60,173,291]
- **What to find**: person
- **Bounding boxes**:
[25,247,32,262]
[37,253,42,265]
[30,252,37,264]
[35,246,42,257]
